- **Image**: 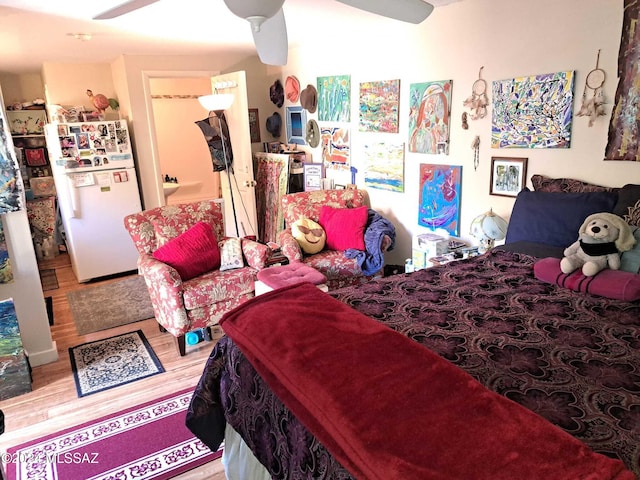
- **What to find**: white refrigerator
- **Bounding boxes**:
[45,120,142,282]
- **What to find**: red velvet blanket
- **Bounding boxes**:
[220,283,635,480]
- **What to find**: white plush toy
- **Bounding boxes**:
[560,212,636,277]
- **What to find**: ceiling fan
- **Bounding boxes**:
[94,0,434,66]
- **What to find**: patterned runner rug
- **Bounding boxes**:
[69,330,164,397]
[67,276,155,335]
[4,389,222,480]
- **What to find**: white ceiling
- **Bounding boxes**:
[0,0,460,74]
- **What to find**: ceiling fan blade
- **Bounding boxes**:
[252,8,288,66]
[335,0,434,24]
[93,0,161,20]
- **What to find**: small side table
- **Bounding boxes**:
[255,262,328,295]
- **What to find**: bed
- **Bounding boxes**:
[186,177,640,479]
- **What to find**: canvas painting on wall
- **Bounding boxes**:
[604,0,640,161]
[364,142,404,192]
[317,75,351,122]
[418,163,462,236]
[491,71,574,148]
[0,103,25,213]
[359,79,400,133]
[320,126,350,165]
[408,80,452,154]
[0,220,13,284]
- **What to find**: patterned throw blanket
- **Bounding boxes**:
[187,250,640,479]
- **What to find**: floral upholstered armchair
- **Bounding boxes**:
[124,199,269,356]
[278,189,395,290]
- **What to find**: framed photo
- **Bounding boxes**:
[490,157,528,197]
[286,106,307,145]
[248,108,261,143]
[303,163,323,191]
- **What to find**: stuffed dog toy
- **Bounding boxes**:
[560,212,636,276]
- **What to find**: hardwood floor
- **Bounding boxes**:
[0,253,226,479]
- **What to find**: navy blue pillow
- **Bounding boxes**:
[505,189,618,248]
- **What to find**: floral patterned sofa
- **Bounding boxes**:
[124,199,268,356]
[278,189,394,290]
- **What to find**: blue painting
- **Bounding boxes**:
[0,105,24,213]
[418,164,462,236]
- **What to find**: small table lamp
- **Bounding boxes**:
[470,208,508,253]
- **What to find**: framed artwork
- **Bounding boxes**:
[24,147,48,166]
[359,79,400,133]
[317,75,351,122]
[364,142,405,192]
[303,163,323,191]
[248,108,261,143]
[320,126,350,165]
[605,0,640,161]
[285,106,307,145]
[491,71,574,148]
[408,80,452,154]
[6,110,46,135]
[418,164,462,236]
[490,157,528,197]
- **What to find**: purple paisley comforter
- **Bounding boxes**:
[187,249,640,478]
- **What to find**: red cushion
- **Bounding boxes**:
[152,222,220,280]
[319,206,368,251]
[533,257,640,302]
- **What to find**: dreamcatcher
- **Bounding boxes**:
[463,67,489,120]
[576,50,606,127]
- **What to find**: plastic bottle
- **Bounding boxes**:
[405,258,414,273]
[185,328,205,346]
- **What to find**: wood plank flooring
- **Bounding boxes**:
[0,253,226,479]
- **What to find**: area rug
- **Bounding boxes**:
[39,268,58,291]
[5,389,223,480]
[67,275,154,335]
[69,330,164,397]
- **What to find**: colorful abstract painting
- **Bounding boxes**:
[0,105,24,213]
[408,80,452,154]
[364,142,405,192]
[491,71,574,148]
[605,0,640,161]
[0,221,12,284]
[320,126,350,165]
[317,75,351,122]
[418,164,462,236]
[359,80,400,133]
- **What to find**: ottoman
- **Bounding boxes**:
[255,262,328,295]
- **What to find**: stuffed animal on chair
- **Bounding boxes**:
[560,212,636,276]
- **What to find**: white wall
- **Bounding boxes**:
[275,0,638,264]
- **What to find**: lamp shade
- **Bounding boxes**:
[470,209,508,252]
[198,93,234,112]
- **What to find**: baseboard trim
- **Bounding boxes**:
[27,341,58,366]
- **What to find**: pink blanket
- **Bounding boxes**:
[220,283,635,480]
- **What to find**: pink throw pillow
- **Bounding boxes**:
[153,222,220,280]
[319,206,368,251]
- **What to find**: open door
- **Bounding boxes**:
[210,71,258,238]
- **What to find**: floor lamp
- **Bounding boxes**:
[198,92,240,237]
